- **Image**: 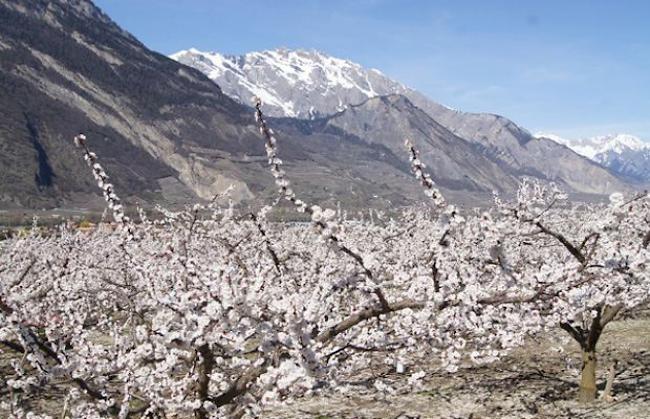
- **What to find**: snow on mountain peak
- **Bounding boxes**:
[169,47,413,118]
[591,134,647,154]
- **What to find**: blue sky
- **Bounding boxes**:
[95,0,650,139]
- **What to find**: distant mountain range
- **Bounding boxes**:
[0,0,637,211]
[535,133,650,184]
[171,48,629,196]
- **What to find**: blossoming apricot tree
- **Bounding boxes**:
[0,101,647,418]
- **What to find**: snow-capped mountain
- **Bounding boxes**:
[170,48,416,118]
[537,133,650,183]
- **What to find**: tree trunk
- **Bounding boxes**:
[579,350,597,402]
[561,305,623,403]
[195,344,215,419]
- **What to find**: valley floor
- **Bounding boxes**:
[265,318,650,419]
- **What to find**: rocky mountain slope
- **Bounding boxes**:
[0,0,269,209]
[537,133,650,184]
[324,95,520,193]
[173,48,628,196]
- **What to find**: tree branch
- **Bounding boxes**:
[316,299,424,344]
[559,322,586,348]
[210,360,269,407]
[601,304,623,326]
[535,221,586,264]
